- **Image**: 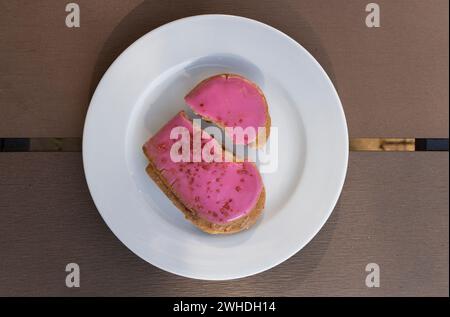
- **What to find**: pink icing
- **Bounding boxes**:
[143,111,263,224]
[185,74,267,145]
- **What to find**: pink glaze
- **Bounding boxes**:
[143,111,263,224]
[185,74,267,145]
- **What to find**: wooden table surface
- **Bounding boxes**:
[0,0,448,296]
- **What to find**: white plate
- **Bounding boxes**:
[83,15,348,280]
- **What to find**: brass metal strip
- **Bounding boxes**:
[349,138,415,152]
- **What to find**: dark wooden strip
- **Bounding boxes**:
[1,138,30,151]
[415,138,449,151]
[0,138,81,152]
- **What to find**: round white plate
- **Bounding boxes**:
[83,15,348,280]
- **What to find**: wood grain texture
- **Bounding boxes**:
[0,152,448,296]
[0,0,448,138]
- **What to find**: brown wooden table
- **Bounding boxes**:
[0,0,448,296]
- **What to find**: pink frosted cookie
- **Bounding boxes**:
[143,111,265,234]
[185,74,271,148]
